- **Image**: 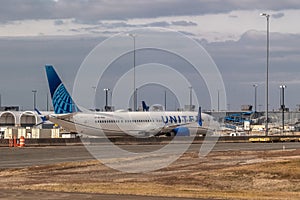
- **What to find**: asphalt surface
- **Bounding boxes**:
[1,142,299,169]
[1,142,299,200]
[0,190,208,200]
[0,143,300,200]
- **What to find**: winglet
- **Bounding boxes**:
[198,106,202,126]
[45,65,80,114]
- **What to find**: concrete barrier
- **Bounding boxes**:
[1,135,300,147]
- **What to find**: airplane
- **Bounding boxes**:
[142,101,149,111]
[45,65,215,137]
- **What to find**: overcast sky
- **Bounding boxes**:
[0,0,300,111]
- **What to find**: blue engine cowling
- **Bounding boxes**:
[172,127,190,136]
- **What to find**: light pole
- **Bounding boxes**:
[253,84,258,112]
[164,90,167,111]
[297,104,300,111]
[227,103,230,111]
[46,93,49,111]
[104,88,110,111]
[217,90,220,112]
[128,33,137,111]
[280,85,286,134]
[189,86,192,111]
[92,86,96,111]
[260,12,270,136]
[32,90,37,110]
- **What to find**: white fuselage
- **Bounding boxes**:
[49,111,212,137]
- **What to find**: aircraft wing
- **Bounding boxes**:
[50,111,116,119]
[49,113,76,120]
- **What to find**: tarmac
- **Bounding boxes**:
[0,142,299,200]
[1,142,300,168]
[0,190,207,200]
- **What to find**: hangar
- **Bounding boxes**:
[0,110,64,139]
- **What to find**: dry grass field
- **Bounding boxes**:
[0,149,299,199]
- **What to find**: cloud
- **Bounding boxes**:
[179,31,196,36]
[272,12,285,19]
[228,15,238,18]
[145,21,170,27]
[202,30,300,110]
[0,1,299,111]
[0,0,300,23]
[0,28,300,110]
[71,18,100,25]
[208,30,300,73]
[70,20,197,34]
[171,21,197,26]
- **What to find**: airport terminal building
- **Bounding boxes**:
[1,105,300,139]
[0,106,67,139]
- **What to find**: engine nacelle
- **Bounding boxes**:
[172,126,190,136]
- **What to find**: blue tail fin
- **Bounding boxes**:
[198,106,202,126]
[45,65,80,114]
[142,101,149,111]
